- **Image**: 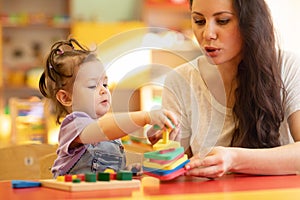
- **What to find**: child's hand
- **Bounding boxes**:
[146,109,178,130]
[147,124,181,145]
[145,109,180,145]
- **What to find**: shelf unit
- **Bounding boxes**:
[142,0,191,32]
[9,97,47,144]
[0,0,71,145]
[0,0,71,112]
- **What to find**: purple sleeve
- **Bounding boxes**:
[52,112,95,177]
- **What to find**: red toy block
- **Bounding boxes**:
[159,148,176,154]
[110,172,117,180]
[76,174,85,181]
[144,167,186,181]
[64,175,73,182]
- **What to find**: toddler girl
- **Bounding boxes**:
[39,38,178,177]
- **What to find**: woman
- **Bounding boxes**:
[162,0,300,178]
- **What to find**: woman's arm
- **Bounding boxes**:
[185,110,300,178]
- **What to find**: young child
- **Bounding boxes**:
[39,38,178,178]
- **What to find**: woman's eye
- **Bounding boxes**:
[194,19,205,25]
[217,19,230,25]
[103,84,108,88]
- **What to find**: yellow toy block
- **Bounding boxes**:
[152,139,180,151]
[152,129,180,150]
[56,176,65,182]
[104,168,116,174]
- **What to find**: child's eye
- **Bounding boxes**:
[88,85,97,89]
[103,84,108,88]
[217,19,230,25]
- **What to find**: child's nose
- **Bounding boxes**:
[99,86,107,95]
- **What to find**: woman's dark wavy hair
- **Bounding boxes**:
[39,38,92,124]
[189,0,285,148]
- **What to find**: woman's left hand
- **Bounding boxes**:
[185,146,235,179]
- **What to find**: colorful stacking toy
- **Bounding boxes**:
[143,129,189,181]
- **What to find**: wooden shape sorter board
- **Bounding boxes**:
[40,179,141,192]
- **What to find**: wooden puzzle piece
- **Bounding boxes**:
[152,139,181,150]
[151,128,181,150]
[116,170,133,180]
[12,180,41,188]
[143,167,186,181]
[162,128,169,144]
[143,159,190,176]
[143,154,188,170]
[158,148,176,154]
[149,153,184,165]
[85,173,97,182]
[144,147,184,160]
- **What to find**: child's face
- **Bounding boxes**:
[72,59,111,119]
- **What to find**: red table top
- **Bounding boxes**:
[1,174,300,200]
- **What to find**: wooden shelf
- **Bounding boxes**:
[0,0,71,108]
[0,0,71,146]
[142,0,191,31]
[2,23,71,29]
[145,0,190,12]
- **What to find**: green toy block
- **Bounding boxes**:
[85,173,97,182]
[116,170,132,181]
[72,178,81,183]
[144,147,184,160]
[98,172,110,181]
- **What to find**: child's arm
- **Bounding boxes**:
[77,109,178,144]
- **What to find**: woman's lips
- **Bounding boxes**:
[204,46,221,57]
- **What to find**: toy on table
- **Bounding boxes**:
[40,170,140,192]
[143,128,190,181]
[12,180,41,188]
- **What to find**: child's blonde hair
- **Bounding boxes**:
[39,38,94,124]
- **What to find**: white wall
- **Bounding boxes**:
[266,0,300,56]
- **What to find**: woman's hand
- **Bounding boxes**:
[185,146,235,178]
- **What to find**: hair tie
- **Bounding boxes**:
[57,49,64,55]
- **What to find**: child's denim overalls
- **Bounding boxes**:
[68,139,126,174]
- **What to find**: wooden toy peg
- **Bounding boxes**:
[162,129,169,144]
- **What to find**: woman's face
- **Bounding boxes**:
[191,0,243,66]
